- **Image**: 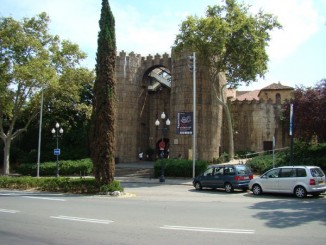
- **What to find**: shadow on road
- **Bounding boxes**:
[247,194,326,228]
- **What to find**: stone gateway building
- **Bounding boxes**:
[114,51,293,163]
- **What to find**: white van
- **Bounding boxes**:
[249,166,326,198]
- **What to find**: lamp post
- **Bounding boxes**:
[155,112,170,182]
[51,122,63,177]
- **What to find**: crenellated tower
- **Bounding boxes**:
[114,50,290,163]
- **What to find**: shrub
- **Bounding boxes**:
[154,159,209,178]
[246,141,326,173]
[15,158,93,176]
[99,181,124,193]
[0,176,122,194]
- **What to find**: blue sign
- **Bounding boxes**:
[54,148,61,155]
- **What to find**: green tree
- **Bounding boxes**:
[90,0,116,184]
[173,0,281,160]
[0,13,93,175]
[283,79,326,143]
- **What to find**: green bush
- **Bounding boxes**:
[0,176,123,194]
[100,181,124,193]
[154,159,209,178]
[247,141,326,174]
[15,158,93,176]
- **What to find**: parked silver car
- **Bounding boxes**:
[249,166,326,198]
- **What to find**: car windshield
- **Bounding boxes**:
[310,168,325,177]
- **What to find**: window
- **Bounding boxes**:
[214,167,224,175]
[224,167,235,175]
[276,93,281,103]
[204,168,214,176]
[279,168,295,178]
[296,168,307,177]
[310,168,324,177]
[265,169,279,178]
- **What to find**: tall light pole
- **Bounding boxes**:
[188,52,196,178]
[51,122,63,177]
[289,104,294,164]
[155,112,170,182]
[37,86,44,177]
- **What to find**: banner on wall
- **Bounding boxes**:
[176,112,193,135]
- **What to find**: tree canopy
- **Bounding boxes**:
[174,0,281,87]
[0,12,94,175]
[283,79,326,143]
[173,0,281,160]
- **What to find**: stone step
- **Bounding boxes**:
[115,168,154,178]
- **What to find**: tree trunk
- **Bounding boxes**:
[2,136,11,175]
[212,74,235,161]
[223,103,234,160]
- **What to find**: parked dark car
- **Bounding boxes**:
[193,164,253,193]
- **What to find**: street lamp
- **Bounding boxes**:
[51,122,63,177]
[155,112,170,182]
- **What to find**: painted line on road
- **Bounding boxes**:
[160,225,255,234]
[22,196,66,202]
[0,208,20,213]
[50,215,114,224]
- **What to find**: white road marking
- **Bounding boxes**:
[50,215,114,224]
[161,225,255,234]
[22,196,66,201]
[0,208,20,213]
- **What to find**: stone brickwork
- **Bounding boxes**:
[221,99,290,155]
[114,50,290,163]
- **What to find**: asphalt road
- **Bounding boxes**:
[1,183,326,245]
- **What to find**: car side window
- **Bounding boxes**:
[296,168,307,177]
[224,167,235,175]
[279,168,295,178]
[204,168,214,176]
[310,168,324,177]
[266,169,279,178]
[214,167,224,175]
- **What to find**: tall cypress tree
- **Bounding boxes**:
[90,0,116,184]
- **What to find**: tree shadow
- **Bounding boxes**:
[248,194,326,228]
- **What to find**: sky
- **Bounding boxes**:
[1,0,325,91]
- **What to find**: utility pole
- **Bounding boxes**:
[188,52,196,178]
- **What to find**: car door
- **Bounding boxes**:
[212,166,225,188]
[259,168,280,192]
[277,168,296,193]
[200,167,215,188]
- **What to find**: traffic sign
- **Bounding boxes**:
[159,141,165,150]
[54,148,61,156]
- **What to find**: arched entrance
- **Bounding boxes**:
[137,65,172,160]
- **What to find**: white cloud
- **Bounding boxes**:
[250,0,322,61]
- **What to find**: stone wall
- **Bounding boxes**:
[114,50,290,163]
[115,51,172,162]
[221,99,290,155]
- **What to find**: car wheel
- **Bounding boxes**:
[225,183,233,193]
[252,184,262,195]
[194,182,202,190]
[294,186,307,198]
